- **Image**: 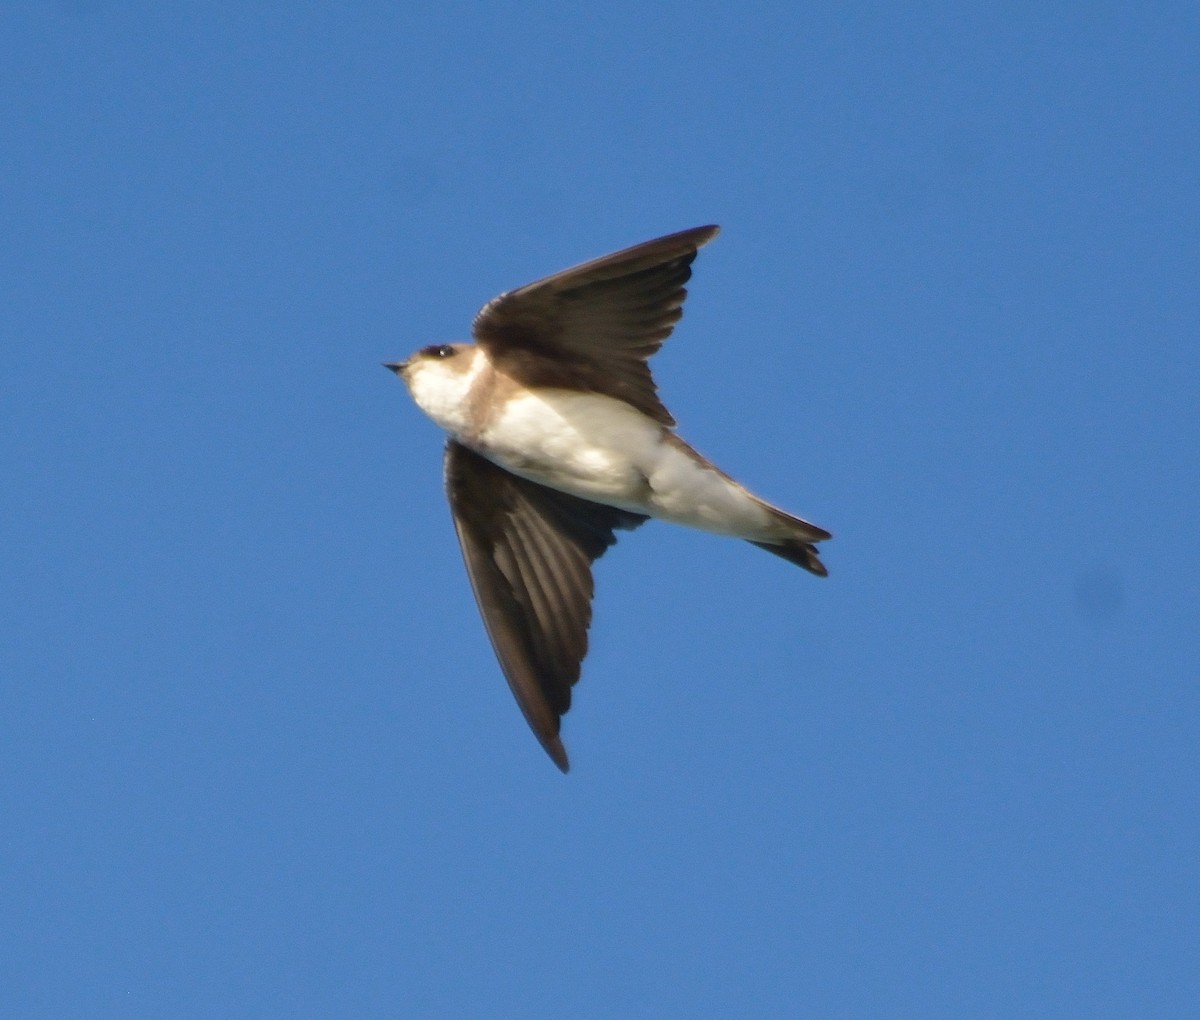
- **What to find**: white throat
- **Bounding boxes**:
[405,349,488,437]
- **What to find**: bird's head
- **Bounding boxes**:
[384,343,482,434]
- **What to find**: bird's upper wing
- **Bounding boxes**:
[444,440,647,772]
[471,225,720,426]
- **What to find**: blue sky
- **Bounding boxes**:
[3,3,1197,1016]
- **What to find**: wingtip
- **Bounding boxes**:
[546,738,570,773]
[652,224,719,251]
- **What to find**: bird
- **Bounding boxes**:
[385,225,830,772]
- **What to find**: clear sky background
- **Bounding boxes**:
[3,4,1197,1017]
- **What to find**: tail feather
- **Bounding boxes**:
[749,504,831,577]
[749,538,828,576]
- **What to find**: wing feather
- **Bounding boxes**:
[472,226,720,425]
[444,441,647,771]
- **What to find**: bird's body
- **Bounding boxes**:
[387,226,830,771]
[408,343,796,538]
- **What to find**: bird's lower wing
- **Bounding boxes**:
[444,440,647,771]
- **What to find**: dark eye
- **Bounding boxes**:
[421,344,456,359]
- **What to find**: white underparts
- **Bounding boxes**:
[403,352,782,540]
[478,388,776,539]
[404,351,488,437]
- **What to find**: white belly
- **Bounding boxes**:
[477,389,772,537]
[479,390,658,498]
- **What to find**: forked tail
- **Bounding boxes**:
[748,504,831,577]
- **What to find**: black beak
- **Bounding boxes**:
[383,361,406,375]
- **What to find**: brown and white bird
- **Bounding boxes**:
[386,226,830,771]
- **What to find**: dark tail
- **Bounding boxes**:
[749,538,828,576]
[748,504,831,577]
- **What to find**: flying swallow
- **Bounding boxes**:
[386,225,830,771]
